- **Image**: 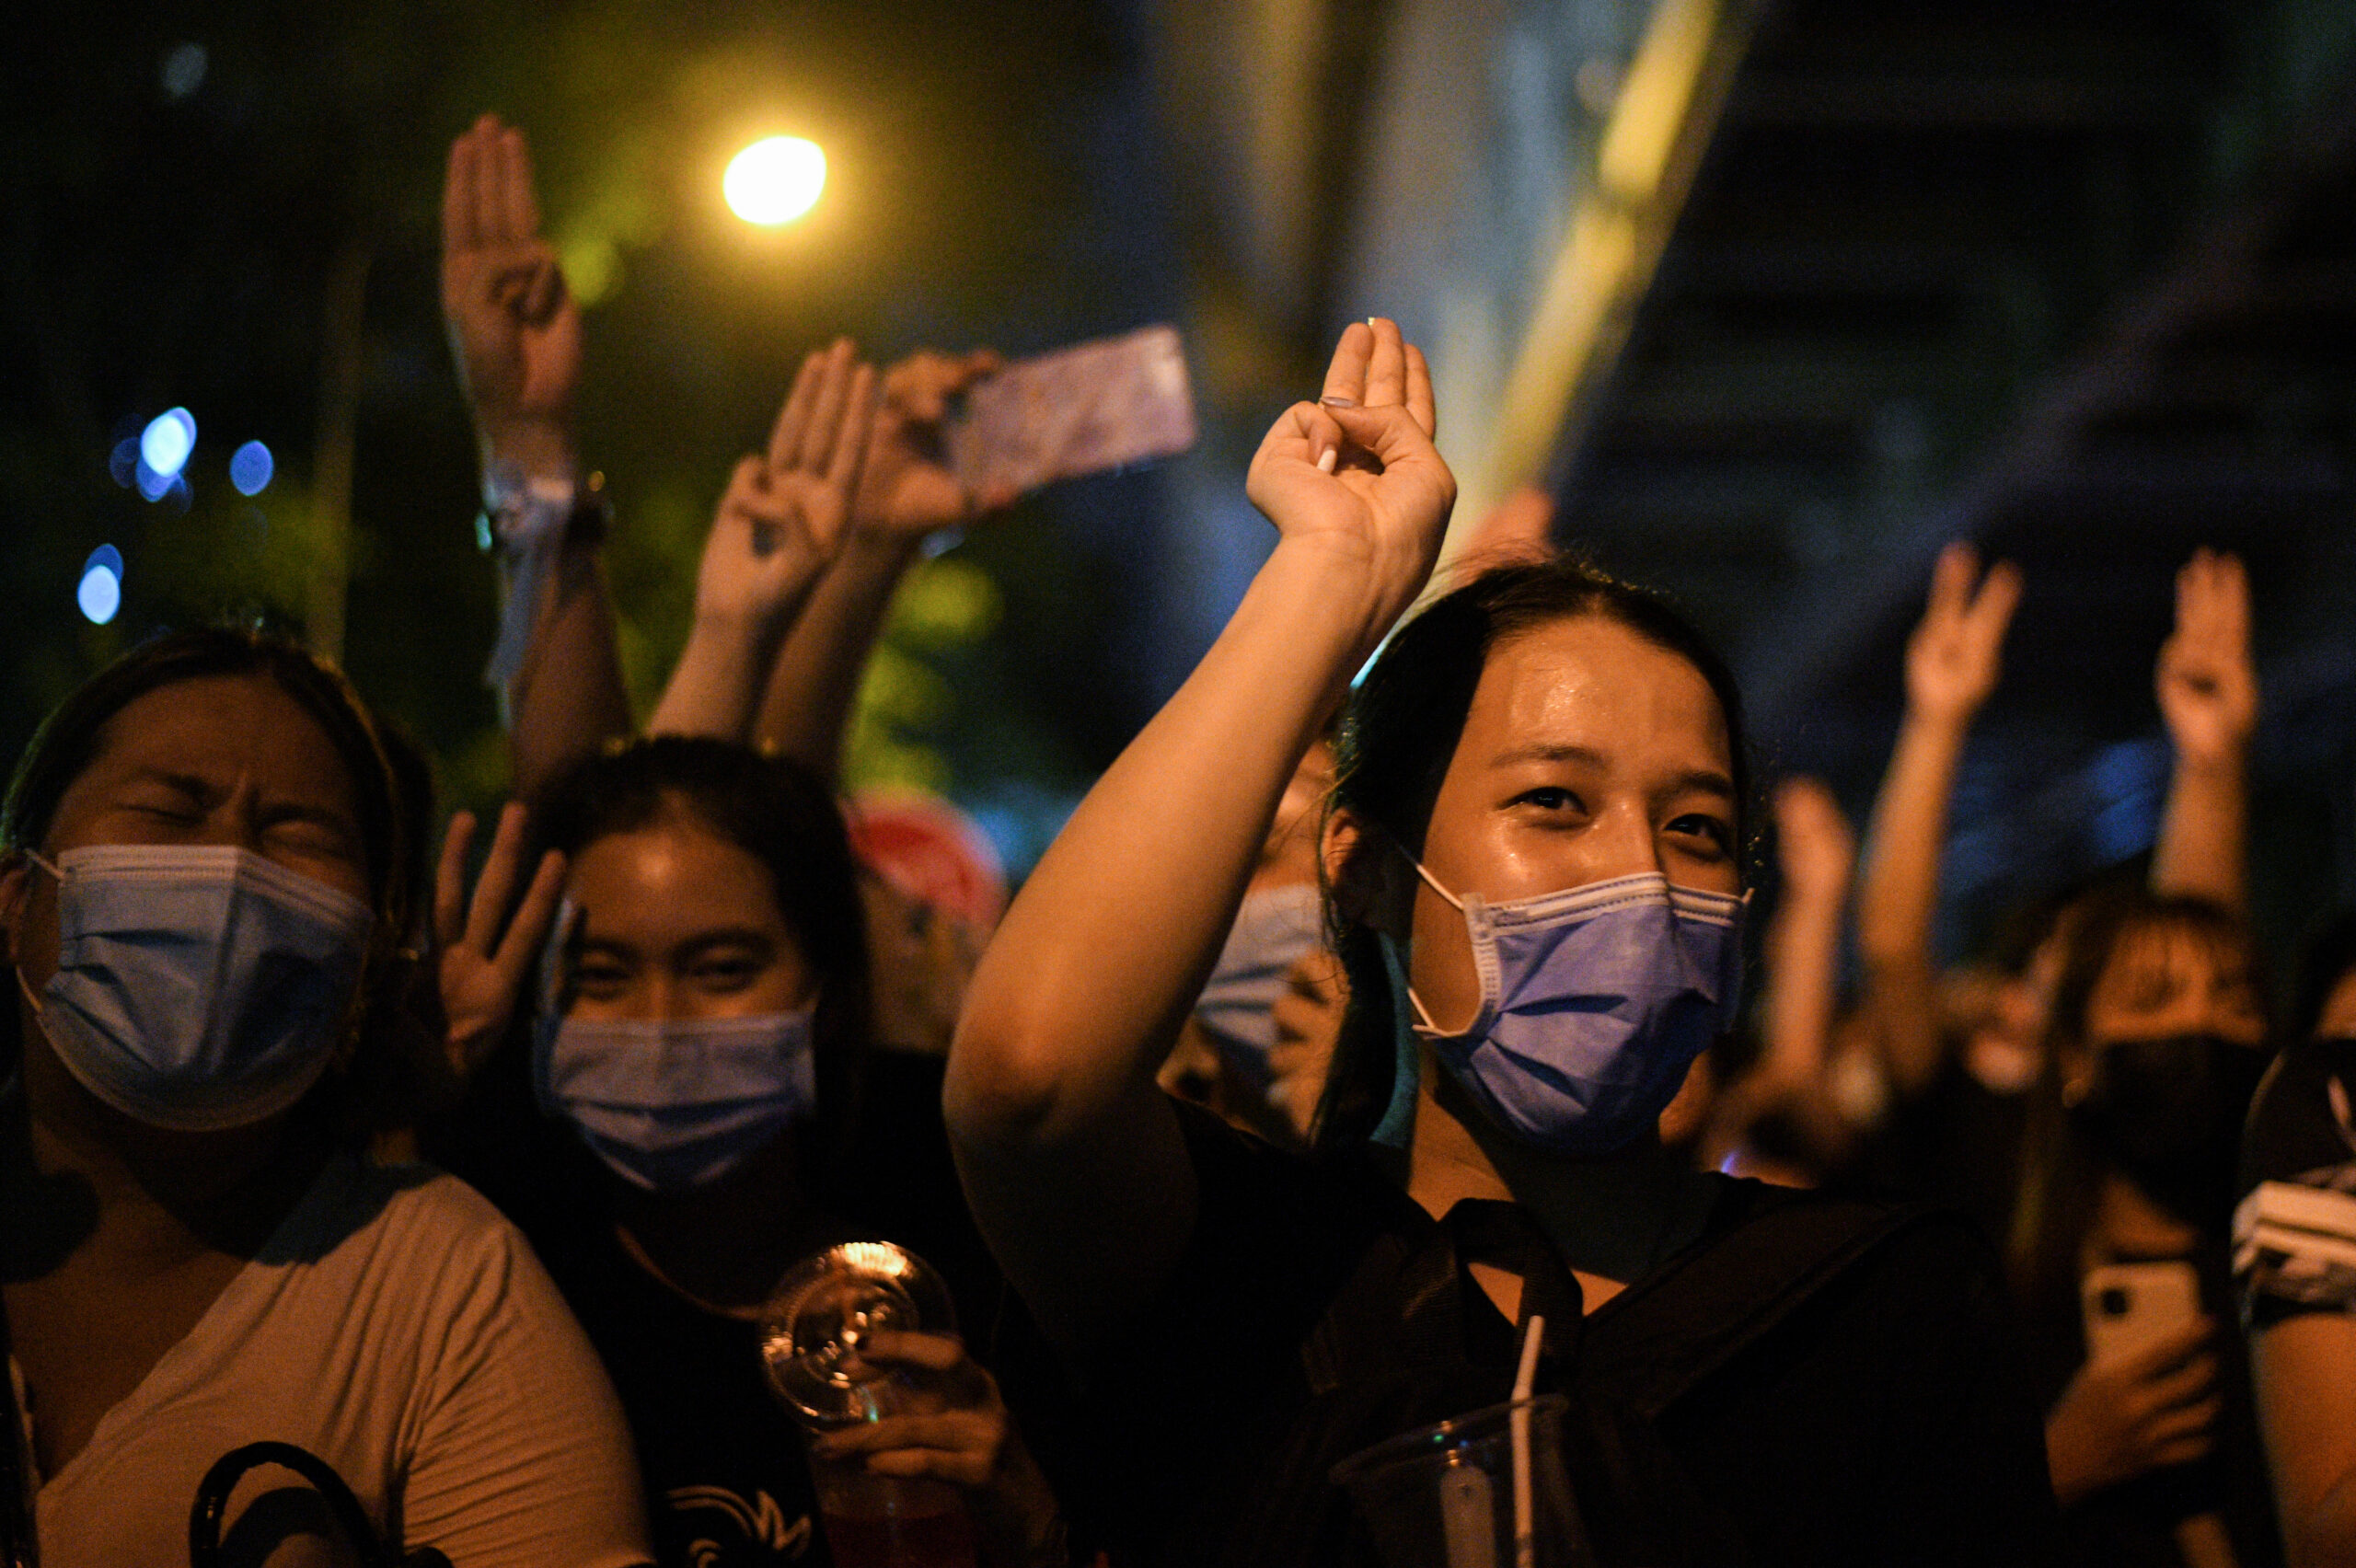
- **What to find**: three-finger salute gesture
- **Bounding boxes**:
[442,114,582,477]
[696,339,880,632]
[2156,547,2258,767]
[1245,318,1456,651]
[1905,542,2022,728]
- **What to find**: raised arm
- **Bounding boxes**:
[944,320,1453,1353]
[1759,777,1855,1099]
[440,114,631,798]
[2152,548,2256,910]
[752,350,1007,782]
[1854,544,2020,1098]
[648,341,876,742]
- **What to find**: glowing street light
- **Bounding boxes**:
[725,136,826,225]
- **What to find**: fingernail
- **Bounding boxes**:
[1367,317,1380,328]
[1317,447,1337,473]
[1321,396,1357,409]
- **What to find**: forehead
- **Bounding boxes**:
[2094,919,2249,998]
[565,813,788,939]
[1461,617,1730,766]
[67,673,359,815]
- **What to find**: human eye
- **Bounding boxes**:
[1511,786,1586,815]
[1666,813,1733,858]
[570,953,631,1000]
[690,946,769,994]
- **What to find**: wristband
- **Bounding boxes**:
[479,464,611,712]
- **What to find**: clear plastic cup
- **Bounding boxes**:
[761,1241,979,1568]
[1330,1395,1589,1568]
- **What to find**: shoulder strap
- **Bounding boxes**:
[1582,1192,1936,1419]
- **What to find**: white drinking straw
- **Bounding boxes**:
[1511,1314,1543,1568]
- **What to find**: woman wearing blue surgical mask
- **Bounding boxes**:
[946,318,2057,1566]
[0,628,647,1565]
[430,736,1061,1568]
[1159,733,1336,1147]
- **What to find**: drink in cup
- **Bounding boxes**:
[761,1240,979,1568]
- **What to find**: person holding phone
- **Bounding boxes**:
[944,318,2054,1565]
[2012,888,2279,1567]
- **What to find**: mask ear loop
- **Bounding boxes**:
[1366,831,1468,1152]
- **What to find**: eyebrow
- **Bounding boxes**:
[1485,743,1735,800]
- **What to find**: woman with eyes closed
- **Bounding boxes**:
[945,318,2057,1567]
[0,628,647,1566]
[431,735,1060,1568]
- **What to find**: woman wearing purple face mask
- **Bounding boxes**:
[0,628,647,1566]
[946,318,2057,1566]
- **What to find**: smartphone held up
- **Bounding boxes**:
[945,324,1196,498]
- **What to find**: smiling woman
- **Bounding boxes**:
[0,628,650,1566]
[943,318,2059,1565]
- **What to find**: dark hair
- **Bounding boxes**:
[2005,885,2264,1314]
[2293,909,2356,1040]
[0,627,419,1127]
[528,737,874,1173]
[1311,558,1753,1155]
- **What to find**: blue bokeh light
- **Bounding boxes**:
[108,439,138,488]
[134,460,172,502]
[77,546,123,626]
[230,440,274,496]
[140,408,195,479]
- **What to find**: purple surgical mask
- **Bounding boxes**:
[1380,866,1745,1156]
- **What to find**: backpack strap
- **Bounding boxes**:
[1582,1191,1935,1420]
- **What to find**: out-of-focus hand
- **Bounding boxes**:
[2046,1316,2223,1505]
[441,115,582,478]
[2156,548,2258,766]
[1244,318,1455,638]
[694,340,879,630]
[804,1330,1011,1491]
[433,803,567,1080]
[1773,777,1856,903]
[853,349,1015,539]
[1904,542,2021,728]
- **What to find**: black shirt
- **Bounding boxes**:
[2236,1034,2356,1325]
[1048,1105,2058,1567]
[431,1047,1005,1568]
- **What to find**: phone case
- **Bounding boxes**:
[946,324,1196,496]
[2080,1261,2200,1366]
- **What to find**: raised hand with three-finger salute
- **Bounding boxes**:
[441,113,582,481]
[696,339,880,635]
[1244,318,1454,659]
[650,340,881,743]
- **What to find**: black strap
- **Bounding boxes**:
[1579,1193,1931,1419]
[188,1443,452,1568]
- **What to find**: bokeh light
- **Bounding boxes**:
[724,137,826,225]
[230,439,274,495]
[77,545,122,626]
[160,42,207,100]
[140,408,195,479]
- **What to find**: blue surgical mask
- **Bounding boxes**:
[17,845,375,1132]
[537,1009,817,1192]
[1195,882,1324,1091]
[1379,865,1744,1156]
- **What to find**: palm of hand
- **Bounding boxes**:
[445,245,580,424]
[1905,626,1997,719]
[437,948,515,1068]
[702,467,843,621]
[2158,646,2255,756]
